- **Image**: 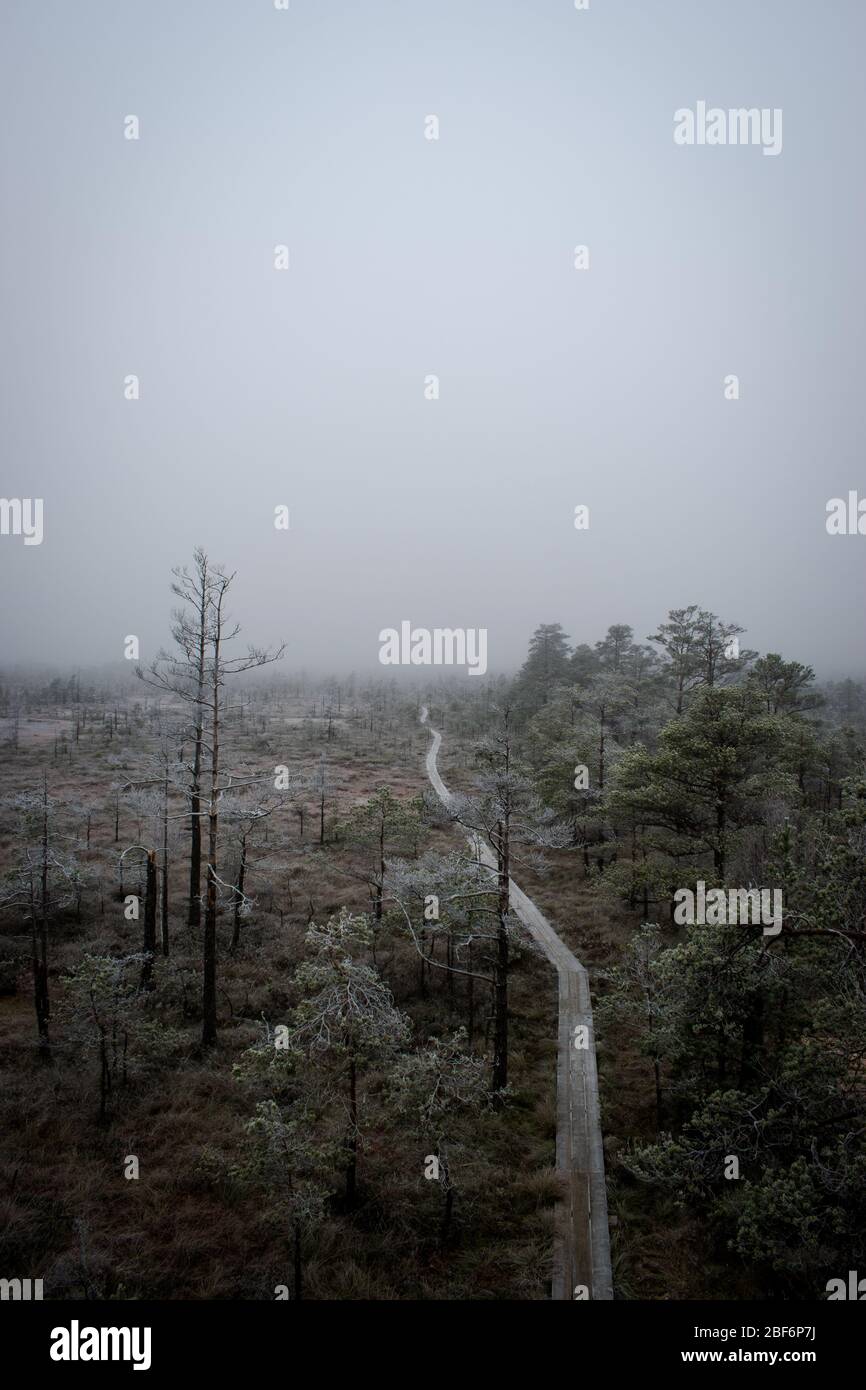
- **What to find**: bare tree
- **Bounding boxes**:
[118,845,160,990]
[0,777,83,1057]
[140,552,285,1045]
[137,548,214,930]
[220,786,291,954]
[450,706,569,1091]
[199,563,285,1045]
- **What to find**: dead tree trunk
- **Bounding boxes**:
[161,775,170,956]
[141,850,158,990]
[202,583,225,1047]
[492,814,509,1093]
[230,834,247,954]
[188,595,207,926]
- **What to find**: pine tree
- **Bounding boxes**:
[511,623,572,717]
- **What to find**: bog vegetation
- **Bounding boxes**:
[1,572,864,1299]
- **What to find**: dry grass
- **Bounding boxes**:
[0,691,559,1300]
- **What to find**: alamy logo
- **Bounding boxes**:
[49,1320,152,1371]
[826,1271,866,1300]
[673,881,783,936]
[0,497,43,545]
[0,1277,43,1299]
[379,622,487,676]
[826,492,866,535]
[674,102,782,157]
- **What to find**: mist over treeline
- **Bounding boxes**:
[1,607,865,697]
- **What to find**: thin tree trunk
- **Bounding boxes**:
[30,875,50,1058]
[467,934,474,1047]
[375,817,385,921]
[188,573,208,927]
[440,1160,454,1247]
[446,933,455,1009]
[653,1057,663,1130]
[492,814,510,1093]
[715,800,726,879]
[230,834,246,954]
[202,595,223,1047]
[141,850,157,990]
[419,927,427,997]
[161,775,170,956]
[34,780,51,1058]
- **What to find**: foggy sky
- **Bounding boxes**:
[1,0,865,677]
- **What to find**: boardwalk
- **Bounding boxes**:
[420,706,613,1301]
